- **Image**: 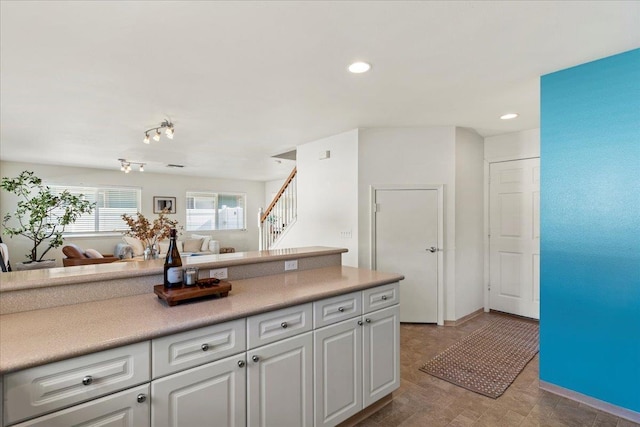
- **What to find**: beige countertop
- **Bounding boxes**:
[0,265,403,374]
[0,246,347,292]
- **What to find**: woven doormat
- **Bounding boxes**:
[419,316,539,398]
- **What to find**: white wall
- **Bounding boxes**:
[484,128,540,161]
[454,128,485,319]
[264,179,284,210]
[0,161,264,266]
[273,130,359,267]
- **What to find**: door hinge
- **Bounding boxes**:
[373,203,380,213]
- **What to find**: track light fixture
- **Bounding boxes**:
[143,119,175,144]
[118,159,146,173]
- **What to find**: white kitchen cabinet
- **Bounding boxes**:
[3,342,150,426]
[151,354,247,427]
[314,317,363,427]
[247,332,313,427]
[363,304,400,407]
[2,282,401,427]
[314,283,400,427]
[12,384,150,427]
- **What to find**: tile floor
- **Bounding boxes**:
[357,312,639,427]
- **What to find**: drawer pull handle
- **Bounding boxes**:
[281,321,288,329]
[382,295,388,301]
[201,344,210,351]
[252,355,260,363]
[238,360,246,368]
[365,318,371,323]
[357,320,363,326]
[82,375,93,386]
[137,393,147,403]
[338,307,345,312]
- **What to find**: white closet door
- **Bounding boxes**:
[489,158,540,319]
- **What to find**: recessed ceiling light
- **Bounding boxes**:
[500,113,519,120]
[348,61,371,74]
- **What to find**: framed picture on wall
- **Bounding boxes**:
[153,196,176,214]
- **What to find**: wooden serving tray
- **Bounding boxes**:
[154,280,232,306]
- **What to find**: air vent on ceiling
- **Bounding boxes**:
[166,164,184,168]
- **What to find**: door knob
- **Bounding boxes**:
[427,247,437,253]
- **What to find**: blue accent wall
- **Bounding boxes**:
[540,48,640,412]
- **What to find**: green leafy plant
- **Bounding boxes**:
[1,171,95,262]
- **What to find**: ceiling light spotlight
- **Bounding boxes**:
[143,119,175,144]
[500,113,519,120]
[165,125,174,139]
[118,158,145,174]
[348,61,371,74]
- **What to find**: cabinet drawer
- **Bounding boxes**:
[247,303,312,349]
[3,341,150,426]
[12,384,150,427]
[362,282,400,313]
[152,318,246,378]
[313,291,362,328]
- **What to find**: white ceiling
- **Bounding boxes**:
[1,1,639,181]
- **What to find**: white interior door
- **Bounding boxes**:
[374,188,439,323]
[489,158,540,319]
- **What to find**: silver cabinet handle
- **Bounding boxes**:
[201,343,210,351]
[137,393,147,403]
[252,355,260,363]
[427,247,437,253]
[281,321,288,329]
[338,307,345,312]
[357,320,363,326]
[365,318,371,323]
[82,375,93,386]
[381,295,388,301]
[238,360,246,368]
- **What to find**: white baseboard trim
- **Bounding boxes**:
[539,380,640,423]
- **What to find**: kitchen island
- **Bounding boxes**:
[0,247,403,427]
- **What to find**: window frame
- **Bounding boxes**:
[185,191,247,232]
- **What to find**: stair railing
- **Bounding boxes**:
[259,167,297,250]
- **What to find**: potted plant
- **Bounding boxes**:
[121,210,179,259]
[1,171,95,269]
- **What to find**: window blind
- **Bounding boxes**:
[49,186,141,233]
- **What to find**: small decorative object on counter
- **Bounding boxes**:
[153,278,230,306]
[164,228,183,288]
[184,267,198,286]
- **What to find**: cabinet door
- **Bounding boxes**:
[247,332,313,427]
[314,318,363,427]
[151,354,246,427]
[12,384,150,427]
[363,305,400,407]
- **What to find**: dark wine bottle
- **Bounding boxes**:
[164,228,183,288]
